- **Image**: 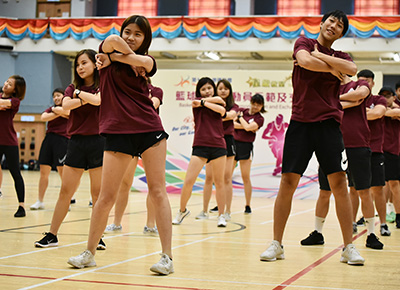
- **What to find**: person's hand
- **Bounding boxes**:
[96,53,111,70]
[192,100,201,107]
[310,44,323,59]
[330,68,345,81]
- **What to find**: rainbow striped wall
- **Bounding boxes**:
[0,16,399,41]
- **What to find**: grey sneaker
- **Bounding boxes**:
[68,250,96,269]
[340,244,365,265]
[105,223,122,233]
[172,209,190,225]
[380,224,391,236]
[353,222,358,234]
[150,253,174,275]
[224,212,231,221]
[30,200,45,210]
[195,210,209,219]
[260,240,285,261]
[143,226,159,236]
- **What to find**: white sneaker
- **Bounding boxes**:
[217,214,227,227]
[195,210,209,219]
[105,223,122,233]
[30,200,45,210]
[150,253,174,275]
[143,226,159,236]
[224,212,231,221]
[260,240,285,261]
[68,250,96,269]
[172,209,190,225]
[340,244,365,265]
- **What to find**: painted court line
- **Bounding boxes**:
[272,228,369,290]
[19,236,214,290]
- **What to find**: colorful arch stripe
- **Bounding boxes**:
[0,16,399,42]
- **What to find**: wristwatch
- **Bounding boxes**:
[74,89,81,98]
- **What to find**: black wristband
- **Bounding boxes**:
[107,53,113,63]
[222,112,227,118]
[201,99,205,106]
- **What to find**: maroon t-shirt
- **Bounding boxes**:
[149,84,163,115]
[340,80,371,148]
[223,103,239,136]
[44,107,69,138]
[192,98,225,148]
[64,84,100,136]
[366,95,386,153]
[98,42,163,134]
[383,115,400,155]
[291,37,353,124]
[0,94,20,146]
[233,108,265,143]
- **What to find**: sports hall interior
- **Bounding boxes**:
[0,0,399,289]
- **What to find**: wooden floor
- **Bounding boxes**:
[0,170,399,290]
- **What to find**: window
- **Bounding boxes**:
[188,0,230,16]
[277,0,320,16]
[118,0,158,17]
[354,0,399,15]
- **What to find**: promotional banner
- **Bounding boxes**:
[131,69,382,200]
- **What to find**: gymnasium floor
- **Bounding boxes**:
[0,170,398,290]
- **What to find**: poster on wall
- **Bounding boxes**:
[131,69,382,200]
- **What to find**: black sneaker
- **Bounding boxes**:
[366,233,384,250]
[35,232,58,248]
[396,214,400,228]
[244,205,252,214]
[353,222,358,234]
[356,217,365,226]
[14,206,26,218]
[209,206,218,213]
[300,230,324,245]
[97,238,106,250]
[380,224,391,236]
[70,199,76,204]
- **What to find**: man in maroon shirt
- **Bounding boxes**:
[260,10,365,265]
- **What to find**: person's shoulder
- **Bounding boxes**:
[332,48,352,61]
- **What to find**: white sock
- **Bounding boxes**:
[387,202,394,213]
[365,217,375,235]
[315,216,325,233]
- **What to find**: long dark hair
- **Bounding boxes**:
[216,79,234,110]
[195,77,216,99]
[73,49,99,89]
[10,75,26,100]
[120,15,152,55]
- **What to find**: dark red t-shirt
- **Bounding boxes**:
[64,84,100,136]
[149,84,163,115]
[192,97,225,148]
[44,107,69,138]
[0,94,20,146]
[233,108,265,143]
[98,42,164,134]
[291,37,353,124]
[223,103,239,136]
[365,95,386,153]
[340,80,371,148]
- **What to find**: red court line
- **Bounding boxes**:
[0,273,212,290]
[272,228,368,290]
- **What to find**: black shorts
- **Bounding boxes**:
[225,135,236,157]
[38,133,69,167]
[371,152,385,187]
[104,131,168,158]
[64,135,105,170]
[192,146,227,163]
[318,166,331,191]
[282,119,346,176]
[346,147,371,190]
[234,140,253,161]
[384,152,400,181]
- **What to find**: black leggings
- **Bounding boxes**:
[0,145,25,203]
